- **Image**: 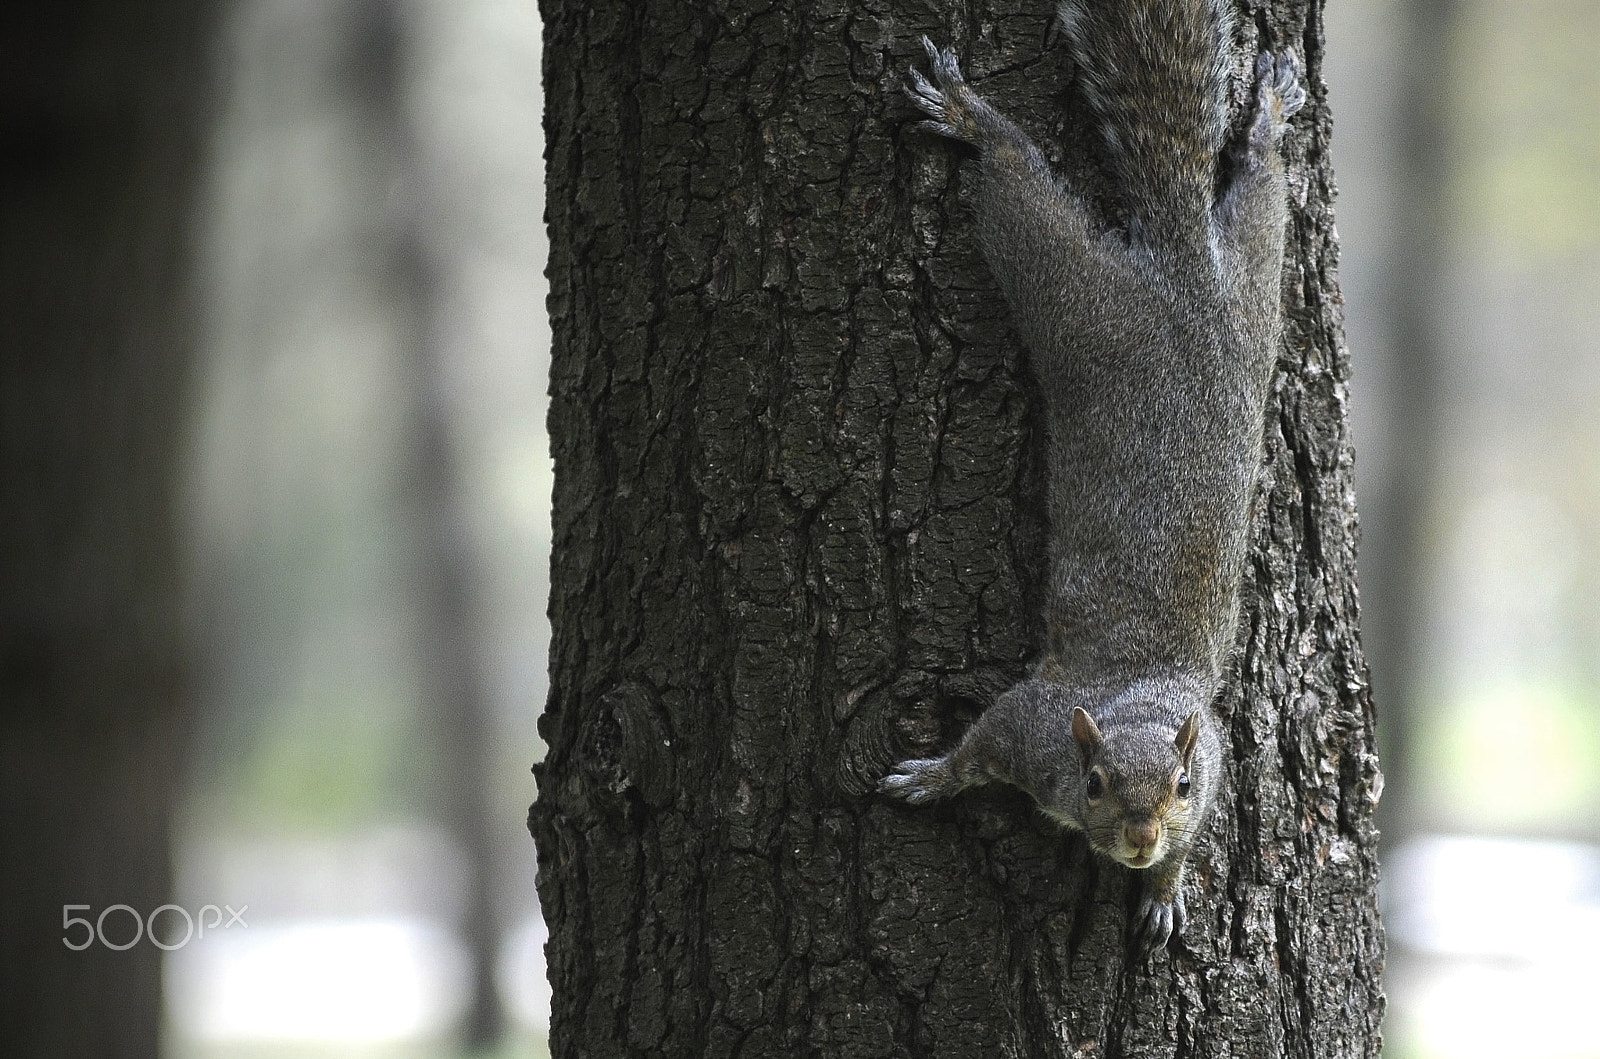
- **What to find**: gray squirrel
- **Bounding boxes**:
[880,0,1306,953]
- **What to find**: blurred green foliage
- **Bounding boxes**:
[1423,680,1600,829]
[1453,0,1600,260]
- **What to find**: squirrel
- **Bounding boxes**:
[881,0,1306,954]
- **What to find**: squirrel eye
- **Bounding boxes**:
[1085,770,1104,800]
[1176,771,1191,798]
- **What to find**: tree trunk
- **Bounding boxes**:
[1347,0,1458,846]
[531,1,1384,1056]
[346,0,509,1044]
[0,4,212,1056]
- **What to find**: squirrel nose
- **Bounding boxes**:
[1123,818,1160,853]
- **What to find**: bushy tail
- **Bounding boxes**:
[1058,0,1231,247]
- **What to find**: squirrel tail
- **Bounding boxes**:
[1057,0,1231,248]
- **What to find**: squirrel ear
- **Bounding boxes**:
[1174,711,1201,764]
[1070,707,1104,753]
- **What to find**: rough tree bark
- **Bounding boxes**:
[0,3,212,1055]
[531,0,1384,1056]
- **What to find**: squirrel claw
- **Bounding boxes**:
[1250,49,1306,150]
[904,68,952,132]
[904,38,984,145]
[921,36,966,87]
[879,756,958,805]
[1240,48,1306,172]
[1268,50,1308,121]
[1132,889,1186,956]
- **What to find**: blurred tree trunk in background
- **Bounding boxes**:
[531,0,1385,1055]
[344,0,508,1046]
[1354,0,1458,845]
[0,3,213,1057]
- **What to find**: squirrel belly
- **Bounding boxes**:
[884,4,1305,956]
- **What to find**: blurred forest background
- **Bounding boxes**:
[3,0,1599,1056]
[1328,0,1600,1055]
[173,0,548,1053]
[174,0,549,1053]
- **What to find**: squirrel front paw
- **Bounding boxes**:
[879,755,962,805]
[1132,886,1187,956]
[905,37,991,146]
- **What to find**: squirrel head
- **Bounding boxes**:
[1070,706,1201,869]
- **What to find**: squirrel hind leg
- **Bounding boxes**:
[1213,48,1303,257]
[904,38,1039,163]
